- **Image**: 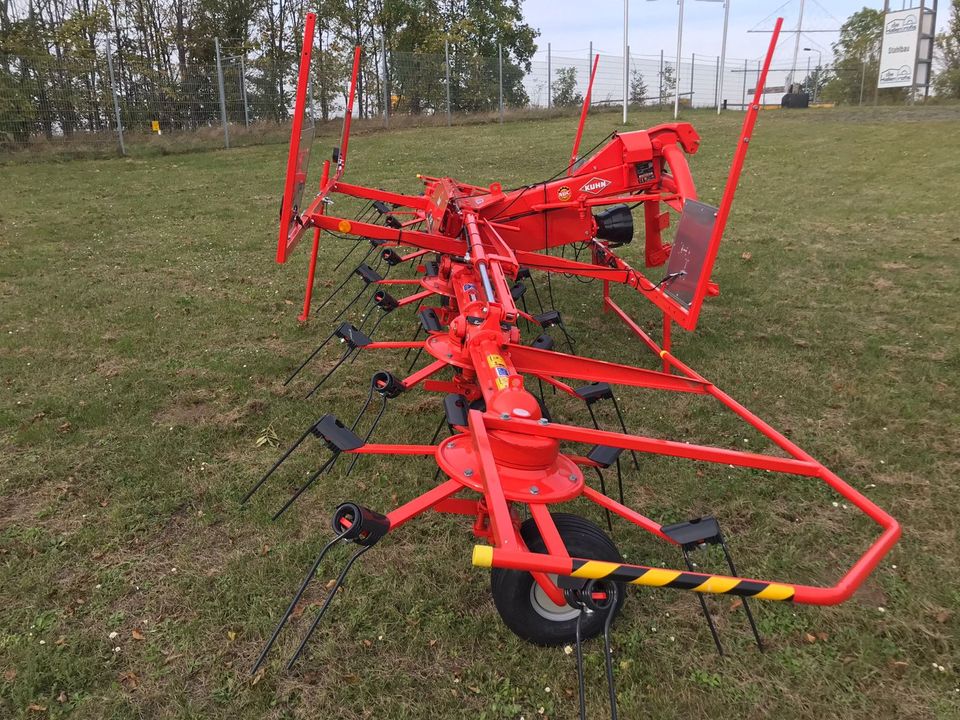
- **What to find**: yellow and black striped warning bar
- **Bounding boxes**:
[472,546,795,602]
[568,558,795,601]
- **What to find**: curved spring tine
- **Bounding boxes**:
[575,608,587,720]
[602,590,619,720]
[345,395,387,476]
[719,540,764,650]
[284,324,341,386]
[272,453,339,520]
[242,420,319,504]
[593,468,613,532]
[316,259,366,314]
[610,395,641,473]
[305,348,353,399]
[329,285,370,325]
[250,527,349,675]
[331,238,363,274]
[286,544,373,670]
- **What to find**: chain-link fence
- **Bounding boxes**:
[1,42,847,157]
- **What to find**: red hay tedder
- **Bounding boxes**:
[243,16,899,716]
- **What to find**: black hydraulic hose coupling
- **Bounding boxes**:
[332,502,390,546]
[371,370,403,398]
[374,289,399,312]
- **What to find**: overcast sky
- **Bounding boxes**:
[523,0,948,65]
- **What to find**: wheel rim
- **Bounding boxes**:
[529,574,580,622]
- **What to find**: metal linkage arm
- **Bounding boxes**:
[506,343,709,394]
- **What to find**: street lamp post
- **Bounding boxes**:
[648,0,728,119]
[802,47,822,103]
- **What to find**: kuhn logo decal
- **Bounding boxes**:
[580,177,611,194]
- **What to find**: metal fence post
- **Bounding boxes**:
[659,50,664,107]
[859,60,866,106]
[214,37,230,148]
[444,40,452,126]
[547,42,552,109]
[589,42,593,73]
[239,55,249,127]
[714,55,720,110]
[626,45,631,108]
[741,58,748,110]
[105,37,125,156]
[690,53,695,108]
[498,44,504,123]
[382,36,389,128]
[757,60,762,106]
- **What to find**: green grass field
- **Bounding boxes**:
[1,106,959,719]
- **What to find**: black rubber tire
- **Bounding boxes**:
[490,513,626,646]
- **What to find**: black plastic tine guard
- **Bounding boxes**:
[382,248,403,266]
[261,415,366,519]
[303,325,374,399]
[418,307,443,333]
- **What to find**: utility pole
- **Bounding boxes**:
[717,0,730,114]
[622,0,629,123]
[674,0,685,119]
[789,0,806,91]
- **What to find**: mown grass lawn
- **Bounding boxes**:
[1,105,958,719]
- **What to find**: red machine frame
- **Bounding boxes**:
[267,15,899,619]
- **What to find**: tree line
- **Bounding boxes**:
[0,0,538,143]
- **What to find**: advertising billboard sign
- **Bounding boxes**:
[878,9,922,89]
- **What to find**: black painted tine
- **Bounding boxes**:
[575,609,587,720]
[610,395,641,473]
[720,540,764,650]
[329,285,369,325]
[331,239,363,274]
[241,422,317,504]
[346,396,387,476]
[404,325,423,361]
[249,528,348,675]
[271,453,339,520]
[602,592,619,720]
[528,273,545,314]
[305,348,353,399]
[284,325,339,386]
[594,468,613,532]
[286,544,373,670]
[683,548,724,657]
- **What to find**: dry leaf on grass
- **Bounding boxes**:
[131,629,145,641]
[118,671,139,690]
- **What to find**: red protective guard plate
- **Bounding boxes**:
[277,13,316,264]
